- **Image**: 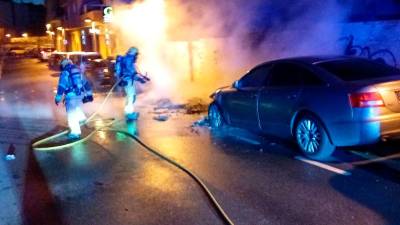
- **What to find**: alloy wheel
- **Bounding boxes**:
[296,119,321,154]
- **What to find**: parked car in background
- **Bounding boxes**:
[48,51,114,91]
[7,47,26,57]
[39,48,55,61]
[48,52,68,70]
[68,52,103,75]
[24,47,36,58]
[208,56,400,161]
[69,52,115,91]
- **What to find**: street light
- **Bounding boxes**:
[84,18,92,23]
[5,34,11,38]
[22,33,28,38]
[46,23,51,30]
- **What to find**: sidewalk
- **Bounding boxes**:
[0,56,4,79]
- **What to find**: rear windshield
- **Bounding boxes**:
[317,59,400,81]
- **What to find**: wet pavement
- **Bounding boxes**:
[1,58,400,225]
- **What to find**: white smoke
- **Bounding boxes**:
[111,0,351,102]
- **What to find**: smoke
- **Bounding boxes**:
[111,0,351,102]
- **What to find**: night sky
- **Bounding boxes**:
[0,0,46,35]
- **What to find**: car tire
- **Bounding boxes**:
[295,115,335,161]
[208,103,224,129]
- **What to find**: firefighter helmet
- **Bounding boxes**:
[127,47,139,56]
[60,58,72,69]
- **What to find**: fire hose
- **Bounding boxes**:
[32,79,235,225]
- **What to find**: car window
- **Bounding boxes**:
[317,58,400,81]
[268,63,302,87]
[239,65,270,88]
[267,62,325,87]
[300,68,325,86]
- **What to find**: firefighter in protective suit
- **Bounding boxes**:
[115,47,148,121]
[55,59,93,139]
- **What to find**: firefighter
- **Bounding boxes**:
[115,47,143,121]
[55,58,93,139]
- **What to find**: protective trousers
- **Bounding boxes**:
[65,95,86,135]
[124,80,136,115]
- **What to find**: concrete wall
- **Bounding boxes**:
[340,20,400,67]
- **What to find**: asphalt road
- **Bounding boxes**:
[0,58,400,225]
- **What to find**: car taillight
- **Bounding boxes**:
[349,92,385,108]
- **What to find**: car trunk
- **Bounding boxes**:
[374,80,400,113]
[349,76,400,113]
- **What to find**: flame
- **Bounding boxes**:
[113,0,173,96]
[112,0,233,102]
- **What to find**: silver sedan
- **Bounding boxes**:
[208,56,400,160]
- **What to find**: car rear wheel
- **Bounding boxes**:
[208,103,224,128]
[295,115,335,161]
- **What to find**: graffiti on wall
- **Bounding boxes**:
[339,35,397,67]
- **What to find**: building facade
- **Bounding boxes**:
[1,0,46,38]
[46,0,116,58]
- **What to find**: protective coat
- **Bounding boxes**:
[116,54,138,115]
[55,65,92,135]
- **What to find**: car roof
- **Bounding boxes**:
[67,51,100,56]
[52,51,100,55]
[273,55,360,65]
[250,55,360,84]
[254,56,362,67]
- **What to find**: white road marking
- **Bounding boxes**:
[295,156,351,176]
[350,151,400,165]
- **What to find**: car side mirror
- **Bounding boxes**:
[233,80,240,89]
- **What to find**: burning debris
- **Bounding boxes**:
[150,97,209,122]
[184,98,209,114]
[151,98,182,121]
[152,97,209,114]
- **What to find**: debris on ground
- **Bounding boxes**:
[184,98,209,114]
[4,144,16,161]
[269,142,277,146]
[94,181,104,186]
[192,116,209,127]
[153,98,184,111]
[150,98,209,123]
[151,98,209,115]
[153,114,169,121]
[189,116,211,135]
[5,154,15,161]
